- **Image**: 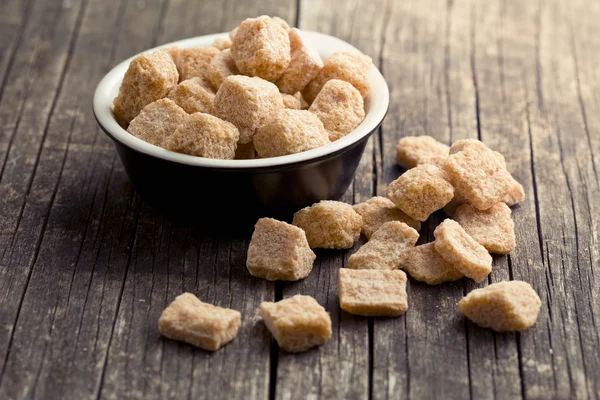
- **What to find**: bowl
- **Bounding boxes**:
[93,31,389,228]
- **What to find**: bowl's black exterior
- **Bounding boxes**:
[105,124,379,231]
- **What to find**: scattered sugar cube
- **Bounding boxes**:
[338,269,408,316]
[400,243,463,285]
[260,295,332,353]
[113,50,179,127]
[176,47,220,81]
[206,49,239,90]
[275,28,324,94]
[502,178,526,206]
[308,79,365,142]
[396,136,450,169]
[454,203,516,254]
[450,139,506,168]
[167,77,214,114]
[443,147,514,210]
[254,109,330,157]
[212,75,284,144]
[282,93,302,109]
[353,196,421,239]
[212,37,232,50]
[293,200,362,249]
[386,164,455,221]
[434,219,492,283]
[234,142,257,159]
[166,113,239,159]
[348,221,418,270]
[231,16,291,82]
[127,98,187,147]
[302,51,372,103]
[158,293,241,351]
[246,218,316,281]
[458,281,541,332]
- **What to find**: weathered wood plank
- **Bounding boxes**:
[373,0,471,398]
[98,2,295,399]
[274,1,387,399]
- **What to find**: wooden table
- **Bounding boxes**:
[0,0,599,399]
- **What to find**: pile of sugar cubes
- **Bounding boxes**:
[113,15,372,159]
[159,135,542,353]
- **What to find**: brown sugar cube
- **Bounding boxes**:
[386,164,455,221]
[282,93,302,109]
[308,79,365,142]
[449,139,507,168]
[166,113,239,159]
[260,295,332,353]
[339,269,408,317]
[458,281,541,332]
[231,16,291,82]
[158,293,241,351]
[176,47,220,82]
[212,37,232,50]
[454,203,516,254]
[272,16,291,31]
[275,28,324,94]
[212,75,284,144]
[206,49,239,91]
[502,177,526,206]
[113,51,179,127]
[246,218,316,281]
[254,109,330,157]
[127,98,187,147]
[353,196,421,239]
[348,221,419,270]
[302,51,372,103]
[443,147,514,210]
[293,200,362,249]
[234,142,257,160]
[167,77,215,114]
[400,243,463,285]
[229,27,238,40]
[433,219,492,283]
[396,136,450,169]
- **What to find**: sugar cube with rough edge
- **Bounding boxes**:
[502,177,526,206]
[348,221,419,270]
[275,28,324,94]
[353,196,421,239]
[292,200,362,249]
[260,295,332,353]
[443,147,514,210]
[254,109,330,158]
[433,219,492,283]
[113,51,179,127]
[234,142,257,160]
[396,136,450,169]
[308,79,365,142]
[272,16,291,31]
[400,243,463,285]
[386,164,455,222]
[166,77,215,114]
[449,139,507,168]
[231,16,291,82]
[176,47,220,82]
[453,203,516,254]
[127,98,187,147]
[158,293,241,351]
[302,51,372,103]
[166,113,239,160]
[246,218,316,281]
[212,37,232,50]
[282,93,302,109]
[212,75,284,144]
[458,281,541,332]
[338,269,408,317]
[294,92,309,109]
[206,49,239,90]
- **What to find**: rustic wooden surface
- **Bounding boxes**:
[0,0,598,399]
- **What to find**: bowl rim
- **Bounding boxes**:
[93,30,389,170]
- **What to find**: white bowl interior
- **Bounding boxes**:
[93,31,389,169]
